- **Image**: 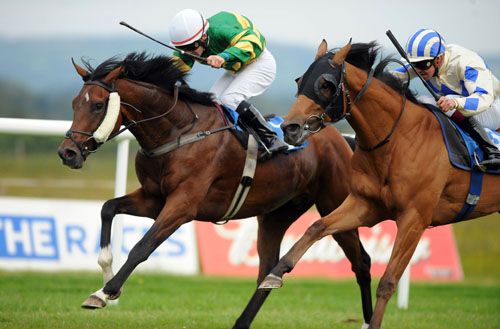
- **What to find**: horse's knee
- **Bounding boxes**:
[376,278,397,300]
[101,199,119,222]
[305,220,327,239]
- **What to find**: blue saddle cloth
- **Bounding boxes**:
[429,104,500,174]
[425,104,500,221]
[221,105,308,152]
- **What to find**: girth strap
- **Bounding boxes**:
[218,135,259,222]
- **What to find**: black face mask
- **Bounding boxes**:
[296,54,346,121]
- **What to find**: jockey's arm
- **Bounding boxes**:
[391,63,418,81]
[172,51,194,72]
[216,29,264,72]
[452,58,496,116]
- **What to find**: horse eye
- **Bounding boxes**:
[319,80,335,97]
[93,102,105,112]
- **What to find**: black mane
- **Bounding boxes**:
[333,42,418,103]
[81,52,214,106]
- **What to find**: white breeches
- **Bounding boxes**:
[209,48,276,110]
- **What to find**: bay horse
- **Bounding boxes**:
[57,52,373,328]
[257,40,500,328]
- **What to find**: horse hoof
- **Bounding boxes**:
[258,274,283,290]
[81,294,107,309]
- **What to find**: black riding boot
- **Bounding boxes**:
[458,116,500,170]
[236,101,289,159]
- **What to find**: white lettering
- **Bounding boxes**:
[214,219,431,267]
[32,221,56,257]
[5,218,32,256]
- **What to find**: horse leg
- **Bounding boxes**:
[259,195,378,289]
[233,200,313,329]
[316,198,373,327]
[369,209,427,329]
[332,231,372,328]
[97,188,162,285]
[82,195,190,309]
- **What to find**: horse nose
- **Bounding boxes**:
[281,122,302,145]
[58,147,79,168]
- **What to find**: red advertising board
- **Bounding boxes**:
[196,211,463,281]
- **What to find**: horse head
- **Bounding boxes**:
[58,60,124,169]
[281,40,351,145]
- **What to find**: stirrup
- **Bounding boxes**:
[473,152,487,172]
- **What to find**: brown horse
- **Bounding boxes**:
[257,40,500,328]
[57,52,373,328]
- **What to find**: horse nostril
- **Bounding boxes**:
[284,123,301,135]
[58,148,76,161]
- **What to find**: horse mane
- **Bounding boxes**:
[81,52,214,106]
[331,42,419,103]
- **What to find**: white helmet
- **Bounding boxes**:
[168,9,209,47]
[405,29,446,62]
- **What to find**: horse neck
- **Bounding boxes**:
[345,63,408,150]
[116,79,220,150]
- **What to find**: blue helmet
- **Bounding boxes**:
[405,29,446,62]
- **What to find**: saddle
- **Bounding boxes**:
[429,105,500,174]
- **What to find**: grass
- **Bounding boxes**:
[0,146,499,328]
[0,272,499,329]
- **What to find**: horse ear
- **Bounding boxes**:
[102,66,124,84]
[315,39,328,60]
[332,38,352,64]
[72,58,90,81]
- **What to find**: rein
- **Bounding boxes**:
[351,58,411,152]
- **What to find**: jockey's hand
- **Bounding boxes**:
[437,97,457,113]
[207,55,225,68]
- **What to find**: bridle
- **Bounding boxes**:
[65,79,187,155]
[300,54,410,152]
[64,80,118,155]
[66,78,235,158]
[299,56,352,134]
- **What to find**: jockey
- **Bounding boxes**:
[393,28,500,170]
[168,9,288,158]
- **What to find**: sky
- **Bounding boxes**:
[0,0,499,55]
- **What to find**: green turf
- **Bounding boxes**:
[0,272,498,329]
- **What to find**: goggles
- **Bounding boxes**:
[176,41,201,52]
[412,59,433,70]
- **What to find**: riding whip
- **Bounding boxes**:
[386,30,440,101]
[119,21,207,63]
